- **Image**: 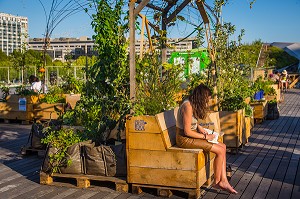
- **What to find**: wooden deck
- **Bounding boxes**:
[1,88,300,199]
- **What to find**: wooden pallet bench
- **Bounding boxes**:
[126,108,219,199]
[40,172,128,192]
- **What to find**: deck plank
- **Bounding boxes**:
[204,89,300,199]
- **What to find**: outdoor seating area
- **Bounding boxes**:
[0,88,299,199]
[1,1,300,199]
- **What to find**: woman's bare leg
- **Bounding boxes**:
[217,142,229,183]
[210,144,237,194]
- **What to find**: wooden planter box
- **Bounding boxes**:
[243,116,253,144]
[126,109,217,198]
[220,109,244,150]
[6,94,41,104]
[250,101,268,122]
[0,95,36,122]
[244,97,251,105]
[270,84,281,102]
[265,95,277,101]
[64,94,81,109]
[253,69,265,81]
[34,103,65,121]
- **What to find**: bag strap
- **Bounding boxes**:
[101,145,109,176]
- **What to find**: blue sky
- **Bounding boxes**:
[0,0,299,44]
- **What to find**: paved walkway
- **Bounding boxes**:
[0,88,300,199]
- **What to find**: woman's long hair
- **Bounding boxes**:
[188,84,212,120]
[29,75,39,84]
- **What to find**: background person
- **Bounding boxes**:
[29,75,42,92]
[176,84,237,194]
[281,70,288,91]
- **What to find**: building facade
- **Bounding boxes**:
[29,36,197,62]
[0,13,28,55]
[135,37,197,57]
[28,36,97,62]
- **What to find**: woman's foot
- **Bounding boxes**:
[213,182,238,194]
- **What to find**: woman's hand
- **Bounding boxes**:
[206,134,216,141]
[200,130,208,135]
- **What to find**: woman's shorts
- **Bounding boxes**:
[176,128,213,152]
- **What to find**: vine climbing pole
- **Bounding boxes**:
[196,0,218,111]
[129,0,219,111]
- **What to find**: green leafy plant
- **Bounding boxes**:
[245,104,253,117]
[40,86,65,104]
[134,53,183,115]
[0,86,9,101]
[74,0,130,144]
[219,94,247,112]
[61,76,84,94]
[62,109,81,126]
[41,128,85,173]
[268,99,277,105]
[15,85,38,96]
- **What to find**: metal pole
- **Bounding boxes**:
[129,0,136,103]
[7,67,10,84]
[85,43,88,82]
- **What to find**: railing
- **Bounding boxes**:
[0,65,86,86]
[256,44,268,68]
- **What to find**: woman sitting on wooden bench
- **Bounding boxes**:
[176,84,237,194]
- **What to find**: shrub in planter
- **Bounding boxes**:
[41,128,85,174]
[0,86,9,101]
[267,99,279,120]
[39,86,65,104]
[134,53,183,116]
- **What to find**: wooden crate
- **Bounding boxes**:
[0,95,35,122]
[219,109,244,151]
[6,94,42,104]
[64,94,81,109]
[250,101,268,123]
[126,109,216,198]
[34,103,65,121]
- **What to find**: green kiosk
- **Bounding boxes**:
[169,48,210,78]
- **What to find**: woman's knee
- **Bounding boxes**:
[211,144,225,156]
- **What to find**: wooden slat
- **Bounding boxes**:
[128,149,198,170]
[128,132,166,151]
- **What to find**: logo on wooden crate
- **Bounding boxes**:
[134,120,147,131]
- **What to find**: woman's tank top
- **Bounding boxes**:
[176,100,198,130]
